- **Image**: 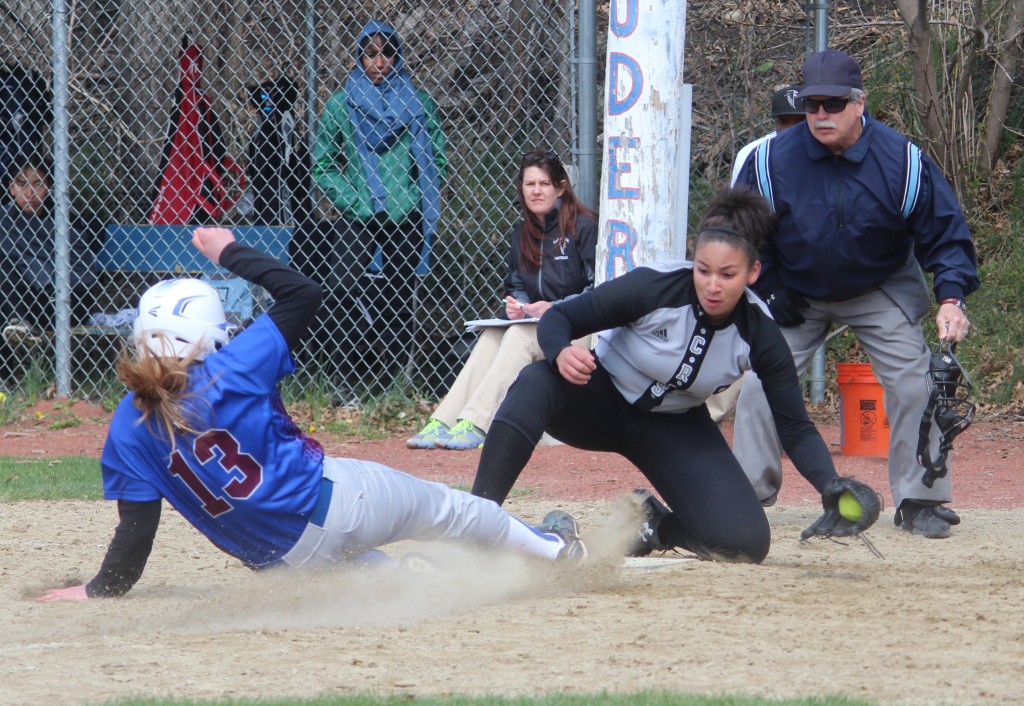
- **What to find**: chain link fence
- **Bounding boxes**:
[1,0,587,405]
[10,2,964,408]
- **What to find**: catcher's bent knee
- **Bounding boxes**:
[689,539,769,564]
[494,361,562,427]
[687,524,770,564]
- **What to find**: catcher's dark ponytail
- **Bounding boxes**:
[694,187,777,263]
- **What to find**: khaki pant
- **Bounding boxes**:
[705,378,743,422]
[433,324,589,433]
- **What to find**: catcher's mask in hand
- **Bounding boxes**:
[917,341,975,488]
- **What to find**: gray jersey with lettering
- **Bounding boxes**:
[538,260,805,423]
[593,261,769,412]
[535,259,835,495]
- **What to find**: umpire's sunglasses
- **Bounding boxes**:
[803,97,854,114]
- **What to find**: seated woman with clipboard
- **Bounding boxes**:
[407,149,596,451]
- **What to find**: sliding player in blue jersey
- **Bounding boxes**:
[37,227,584,601]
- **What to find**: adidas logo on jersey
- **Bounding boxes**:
[652,328,668,342]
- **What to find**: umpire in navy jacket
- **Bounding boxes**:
[732,48,979,539]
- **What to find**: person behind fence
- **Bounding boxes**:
[34,226,586,602]
[730,84,805,187]
[469,187,855,564]
[407,150,596,451]
[1,63,51,188]
[731,49,979,539]
[313,19,448,399]
[0,152,97,356]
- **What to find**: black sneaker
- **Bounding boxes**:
[536,510,588,562]
[896,500,959,539]
[625,488,673,557]
[933,505,961,526]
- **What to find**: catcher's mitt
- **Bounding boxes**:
[801,477,881,540]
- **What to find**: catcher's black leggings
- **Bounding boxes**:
[471,361,771,563]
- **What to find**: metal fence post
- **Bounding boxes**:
[51,0,72,397]
[575,0,599,211]
[807,0,830,405]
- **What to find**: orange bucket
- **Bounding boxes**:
[837,362,890,457]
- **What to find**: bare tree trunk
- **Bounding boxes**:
[893,0,947,168]
[981,0,1024,173]
[740,0,755,141]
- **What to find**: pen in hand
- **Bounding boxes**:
[499,295,525,310]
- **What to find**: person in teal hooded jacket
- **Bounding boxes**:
[313,20,448,398]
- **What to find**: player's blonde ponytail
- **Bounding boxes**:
[116,335,209,448]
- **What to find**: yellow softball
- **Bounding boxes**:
[838,491,863,522]
[0,391,8,404]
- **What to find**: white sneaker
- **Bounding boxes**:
[536,510,588,562]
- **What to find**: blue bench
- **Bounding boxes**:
[98,224,292,274]
[82,224,294,333]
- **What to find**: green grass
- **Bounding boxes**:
[0,456,103,501]
[0,457,536,504]
[95,694,878,706]
[276,365,478,442]
[14,353,56,400]
[968,166,1024,406]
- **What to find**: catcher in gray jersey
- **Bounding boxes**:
[471,188,879,563]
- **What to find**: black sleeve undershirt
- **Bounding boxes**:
[747,312,838,494]
[84,500,161,598]
[218,241,323,352]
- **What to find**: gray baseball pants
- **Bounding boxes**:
[279,456,517,566]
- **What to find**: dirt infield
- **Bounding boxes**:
[3,402,1024,706]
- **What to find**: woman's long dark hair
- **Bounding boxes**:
[515,150,596,272]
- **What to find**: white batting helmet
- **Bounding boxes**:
[133,278,235,360]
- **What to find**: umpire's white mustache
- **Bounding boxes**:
[814,119,838,129]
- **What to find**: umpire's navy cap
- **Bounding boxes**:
[797,49,863,98]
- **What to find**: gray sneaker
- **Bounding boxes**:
[536,510,588,562]
[329,382,359,410]
[406,418,451,449]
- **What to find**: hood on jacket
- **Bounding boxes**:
[356,20,404,76]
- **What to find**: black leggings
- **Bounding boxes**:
[471,360,772,563]
[321,215,423,386]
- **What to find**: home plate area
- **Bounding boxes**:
[621,554,698,570]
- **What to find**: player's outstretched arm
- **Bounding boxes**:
[36,500,161,603]
[36,585,88,602]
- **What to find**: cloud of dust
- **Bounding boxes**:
[131,494,648,634]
